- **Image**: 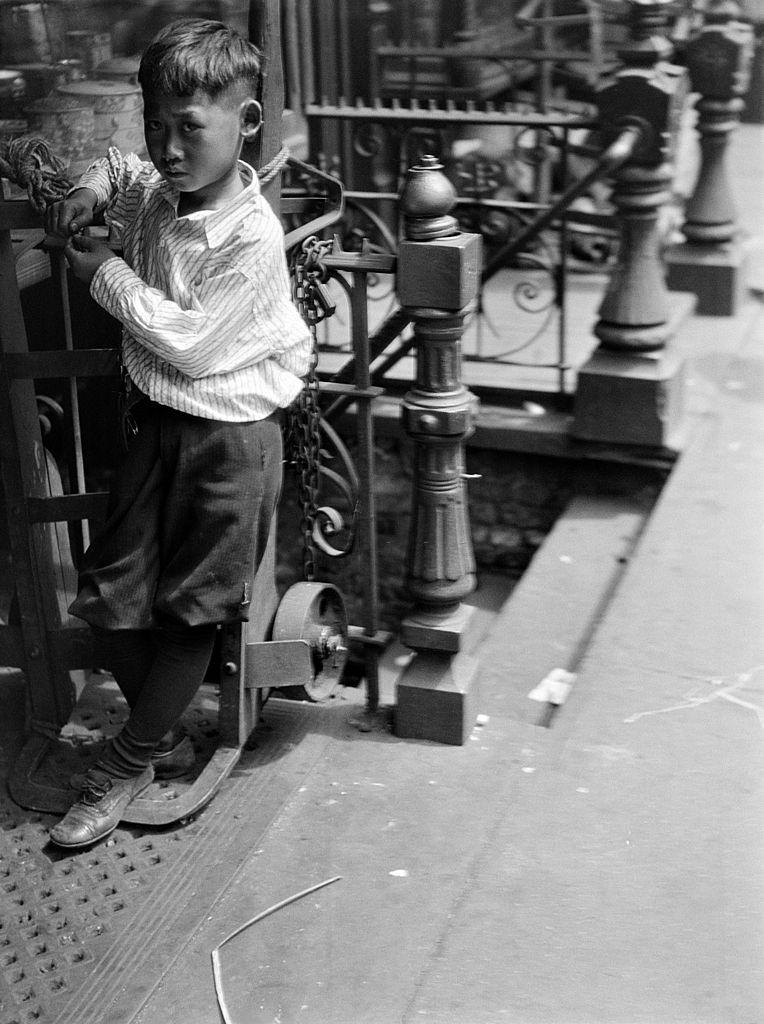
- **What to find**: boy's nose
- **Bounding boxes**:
[163,134,183,160]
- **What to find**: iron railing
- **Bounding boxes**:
[283,98,624,402]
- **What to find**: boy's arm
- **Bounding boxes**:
[72,147,149,227]
[87,233,285,378]
[48,148,150,239]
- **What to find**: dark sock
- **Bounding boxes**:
[92,626,155,709]
[96,621,217,777]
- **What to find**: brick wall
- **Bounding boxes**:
[277,431,665,632]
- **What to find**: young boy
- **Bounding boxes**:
[46,18,310,848]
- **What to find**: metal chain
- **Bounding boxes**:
[290,236,334,582]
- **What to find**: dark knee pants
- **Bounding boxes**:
[69,399,283,630]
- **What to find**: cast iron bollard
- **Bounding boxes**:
[394,155,483,745]
[666,0,755,314]
[573,0,690,450]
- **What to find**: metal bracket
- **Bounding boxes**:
[245,639,314,691]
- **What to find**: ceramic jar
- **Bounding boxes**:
[57,78,144,156]
[24,92,95,172]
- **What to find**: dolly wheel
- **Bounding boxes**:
[271,582,349,701]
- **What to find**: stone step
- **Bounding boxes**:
[476,492,650,728]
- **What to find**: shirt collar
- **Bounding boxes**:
[157,160,261,247]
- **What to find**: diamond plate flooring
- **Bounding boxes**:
[0,668,354,1024]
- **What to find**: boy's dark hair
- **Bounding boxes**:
[138,18,262,99]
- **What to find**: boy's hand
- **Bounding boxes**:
[45,188,97,238]
[64,234,117,286]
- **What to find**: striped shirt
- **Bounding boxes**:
[78,148,310,421]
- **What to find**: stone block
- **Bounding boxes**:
[400,602,480,655]
[665,240,750,315]
[397,233,481,309]
[394,649,479,746]
[572,346,685,450]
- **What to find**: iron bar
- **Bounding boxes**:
[54,251,89,549]
[338,0,355,181]
[323,306,411,418]
[318,381,383,399]
[557,126,570,396]
[305,101,595,128]
[533,0,554,204]
[324,335,415,422]
[373,45,604,62]
[344,189,549,213]
[347,269,381,712]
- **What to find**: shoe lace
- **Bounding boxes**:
[80,769,114,805]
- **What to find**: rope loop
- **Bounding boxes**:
[257,145,290,184]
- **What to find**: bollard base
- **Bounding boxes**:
[394,649,479,745]
[665,240,750,316]
[401,602,480,654]
[572,345,685,451]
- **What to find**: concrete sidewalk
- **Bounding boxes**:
[125,296,764,1023]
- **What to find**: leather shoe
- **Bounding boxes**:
[50,766,153,848]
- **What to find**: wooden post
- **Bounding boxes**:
[665,0,755,314]
[394,155,483,745]
[247,0,285,216]
[572,0,691,451]
[0,209,77,736]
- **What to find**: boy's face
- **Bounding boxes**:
[143,87,261,211]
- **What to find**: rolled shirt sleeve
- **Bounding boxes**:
[90,256,274,379]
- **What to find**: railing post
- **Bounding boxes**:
[572,0,691,451]
[665,0,755,314]
[393,155,483,746]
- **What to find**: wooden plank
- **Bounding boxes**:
[0,200,42,232]
[5,348,119,379]
[26,492,109,523]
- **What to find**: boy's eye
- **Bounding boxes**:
[145,121,162,133]
[181,122,201,134]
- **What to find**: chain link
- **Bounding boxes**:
[289,236,334,582]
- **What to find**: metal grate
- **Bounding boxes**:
[0,672,214,1023]
[0,679,345,1024]
[0,801,178,1024]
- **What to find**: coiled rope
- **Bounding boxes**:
[0,136,73,213]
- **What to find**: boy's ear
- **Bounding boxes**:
[240,99,262,141]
